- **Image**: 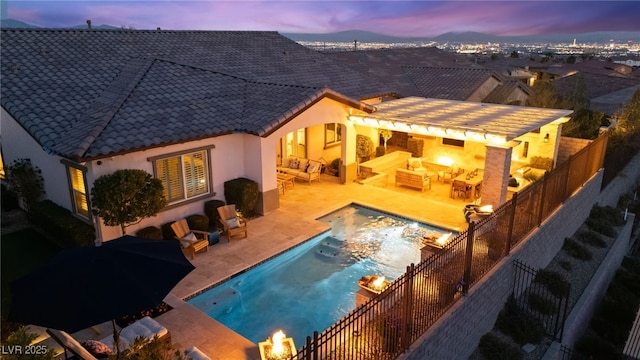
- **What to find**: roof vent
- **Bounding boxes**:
[86,19,92,30]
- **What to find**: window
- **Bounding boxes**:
[442,138,464,147]
[67,166,90,219]
[325,123,342,147]
[153,149,211,204]
[522,141,529,158]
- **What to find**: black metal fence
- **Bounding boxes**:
[513,259,571,341]
[293,133,608,360]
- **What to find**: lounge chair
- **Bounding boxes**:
[217,204,248,241]
[46,328,98,360]
[171,219,210,260]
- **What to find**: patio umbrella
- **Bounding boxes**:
[8,235,194,333]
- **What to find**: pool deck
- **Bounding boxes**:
[146,173,472,360]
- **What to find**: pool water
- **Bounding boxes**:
[187,204,454,345]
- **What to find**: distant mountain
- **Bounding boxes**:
[0,18,37,28]
[284,30,640,44]
[0,18,120,30]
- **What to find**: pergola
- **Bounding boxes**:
[349,97,573,206]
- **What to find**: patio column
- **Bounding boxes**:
[538,122,563,168]
[341,122,357,184]
[481,141,518,207]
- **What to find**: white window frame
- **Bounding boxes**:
[149,146,213,206]
[324,123,342,148]
[62,161,91,220]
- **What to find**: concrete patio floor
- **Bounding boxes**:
[155,172,474,360]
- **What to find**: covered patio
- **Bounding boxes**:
[348,97,573,207]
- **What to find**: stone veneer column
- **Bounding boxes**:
[481,143,514,207]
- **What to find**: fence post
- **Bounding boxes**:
[313,331,319,360]
[505,191,517,256]
[463,221,475,294]
[537,172,548,226]
[401,264,415,351]
[305,335,311,360]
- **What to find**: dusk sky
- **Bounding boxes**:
[3,1,640,37]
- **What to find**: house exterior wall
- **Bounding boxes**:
[400,169,604,360]
[467,77,502,102]
[0,109,74,212]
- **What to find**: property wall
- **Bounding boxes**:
[399,169,604,360]
[557,136,592,165]
[558,214,634,353]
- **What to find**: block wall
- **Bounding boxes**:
[399,170,604,360]
[557,137,592,165]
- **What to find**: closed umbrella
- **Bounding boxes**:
[8,235,194,337]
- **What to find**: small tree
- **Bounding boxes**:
[5,158,45,210]
[91,169,167,235]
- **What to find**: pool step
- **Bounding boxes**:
[315,237,355,263]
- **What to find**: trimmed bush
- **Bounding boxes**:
[559,260,572,271]
[375,146,386,157]
[186,214,209,231]
[496,296,544,345]
[224,177,259,217]
[534,269,570,297]
[1,185,20,211]
[586,205,623,238]
[528,293,556,315]
[578,230,607,248]
[28,200,95,247]
[161,222,175,240]
[478,333,522,360]
[204,199,226,229]
[562,238,593,260]
[135,226,163,240]
[574,332,625,360]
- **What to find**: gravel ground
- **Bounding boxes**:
[468,222,620,360]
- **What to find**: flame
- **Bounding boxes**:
[436,156,454,167]
[271,330,286,356]
[435,232,452,245]
[372,276,386,290]
[478,205,493,213]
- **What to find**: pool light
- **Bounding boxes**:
[259,330,296,360]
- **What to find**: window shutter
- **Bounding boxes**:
[69,167,89,217]
[184,151,208,197]
[157,157,184,202]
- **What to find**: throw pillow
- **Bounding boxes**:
[81,340,112,358]
[226,217,240,229]
[307,163,317,173]
[289,159,300,169]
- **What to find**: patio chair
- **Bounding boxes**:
[217,204,248,241]
[451,180,470,199]
[171,219,210,260]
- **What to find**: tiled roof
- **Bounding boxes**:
[483,80,532,104]
[1,29,384,161]
[554,72,640,100]
[402,66,502,100]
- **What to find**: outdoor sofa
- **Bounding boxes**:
[277,157,322,184]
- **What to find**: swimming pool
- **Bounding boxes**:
[187,204,455,345]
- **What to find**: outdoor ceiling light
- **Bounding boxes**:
[544,133,550,143]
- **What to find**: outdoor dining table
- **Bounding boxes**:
[452,169,484,200]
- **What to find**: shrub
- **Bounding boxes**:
[0,326,55,360]
[186,214,209,231]
[534,269,570,297]
[136,226,163,240]
[224,177,259,217]
[586,205,624,238]
[375,146,386,157]
[161,222,175,240]
[574,332,624,360]
[478,333,522,360]
[578,230,607,248]
[204,199,226,229]
[4,158,45,211]
[1,184,20,211]
[28,200,95,247]
[562,238,593,260]
[528,293,556,315]
[559,260,572,271]
[495,296,544,345]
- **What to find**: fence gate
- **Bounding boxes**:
[513,260,571,341]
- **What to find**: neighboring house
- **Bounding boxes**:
[329,48,530,104]
[0,29,572,242]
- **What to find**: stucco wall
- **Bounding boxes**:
[399,169,604,360]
